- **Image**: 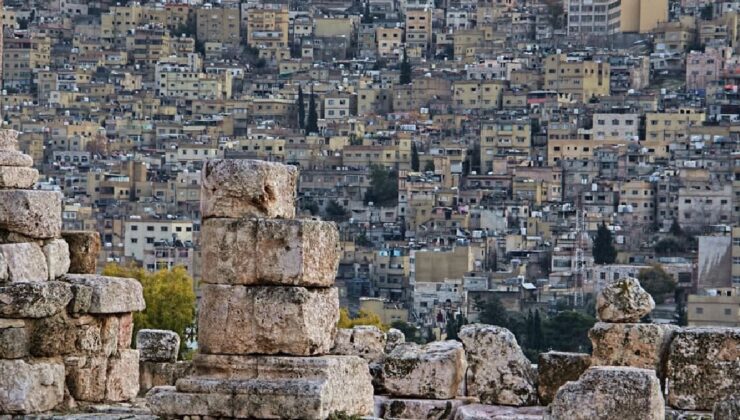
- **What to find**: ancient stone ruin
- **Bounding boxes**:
[0,129,145,415]
[147,159,375,418]
[1,154,739,419]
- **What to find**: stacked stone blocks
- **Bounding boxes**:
[148,159,374,418]
[0,130,144,414]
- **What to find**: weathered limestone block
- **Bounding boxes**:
[140,360,193,394]
[137,329,180,362]
[29,313,102,357]
[0,166,38,188]
[62,274,145,314]
[386,328,406,353]
[201,218,339,287]
[459,324,538,406]
[537,351,591,405]
[0,242,48,282]
[332,325,386,361]
[193,353,371,382]
[148,355,374,418]
[106,349,140,402]
[547,366,664,420]
[596,277,655,322]
[0,358,65,414]
[64,355,108,402]
[117,313,134,350]
[200,159,298,219]
[0,130,20,151]
[666,327,740,411]
[382,398,469,420]
[0,320,28,358]
[0,150,33,167]
[62,230,101,274]
[714,398,740,420]
[589,322,677,377]
[454,404,546,420]
[67,283,92,314]
[382,341,467,399]
[43,238,70,280]
[0,281,72,318]
[198,284,338,355]
[0,190,62,238]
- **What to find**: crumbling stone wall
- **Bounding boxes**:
[0,130,145,415]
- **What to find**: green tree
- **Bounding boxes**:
[411,142,420,171]
[103,263,196,357]
[362,1,373,24]
[356,231,373,247]
[364,165,398,207]
[297,85,306,129]
[325,200,349,222]
[391,320,425,344]
[423,160,435,172]
[476,295,509,327]
[445,312,467,341]
[638,265,676,304]
[654,237,685,255]
[543,311,596,353]
[301,198,319,215]
[337,308,388,331]
[592,221,617,264]
[399,47,412,85]
[306,87,319,134]
[700,4,713,20]
[669,218,684,237]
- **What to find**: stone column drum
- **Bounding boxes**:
[147,159,374,418]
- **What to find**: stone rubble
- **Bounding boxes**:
[332,325,387,362]
[547,366,665,420]
[62,231,102,274]
[0,130,146,415]
[147,159,374,418]
[381,340,467,399]
[385,328,406,353]
[459,323,538,406]
[666,327,740,411]
[596,277,655,322]
[537,351,591,405]
[589,322,677,379]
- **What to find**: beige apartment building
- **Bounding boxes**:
[196,6,240,46]
[645,109,706,142]
[620,0,668,34]
[246,4,289,59]
[124,218,195,262]
[2,34,51,89]
[480,121,531,172]
[452,80,506,111]
[688,288,740,327]
[405,8,432,57]
[544,54,610,101]
[566,0,621,37]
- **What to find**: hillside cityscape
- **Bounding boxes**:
[0,0,738,418]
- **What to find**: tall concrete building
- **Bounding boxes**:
[620,0,669,34]
[566,0,621,37]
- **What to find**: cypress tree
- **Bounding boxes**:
[400,47,412,85]
[306,87,319,134]
[593,221,617,264]
[411,142,420,171]
[297,85,305,129]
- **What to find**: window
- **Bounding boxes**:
[725,308,732,316]
[695,307,703,314]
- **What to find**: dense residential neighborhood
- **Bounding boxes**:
[1,0,739,345]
